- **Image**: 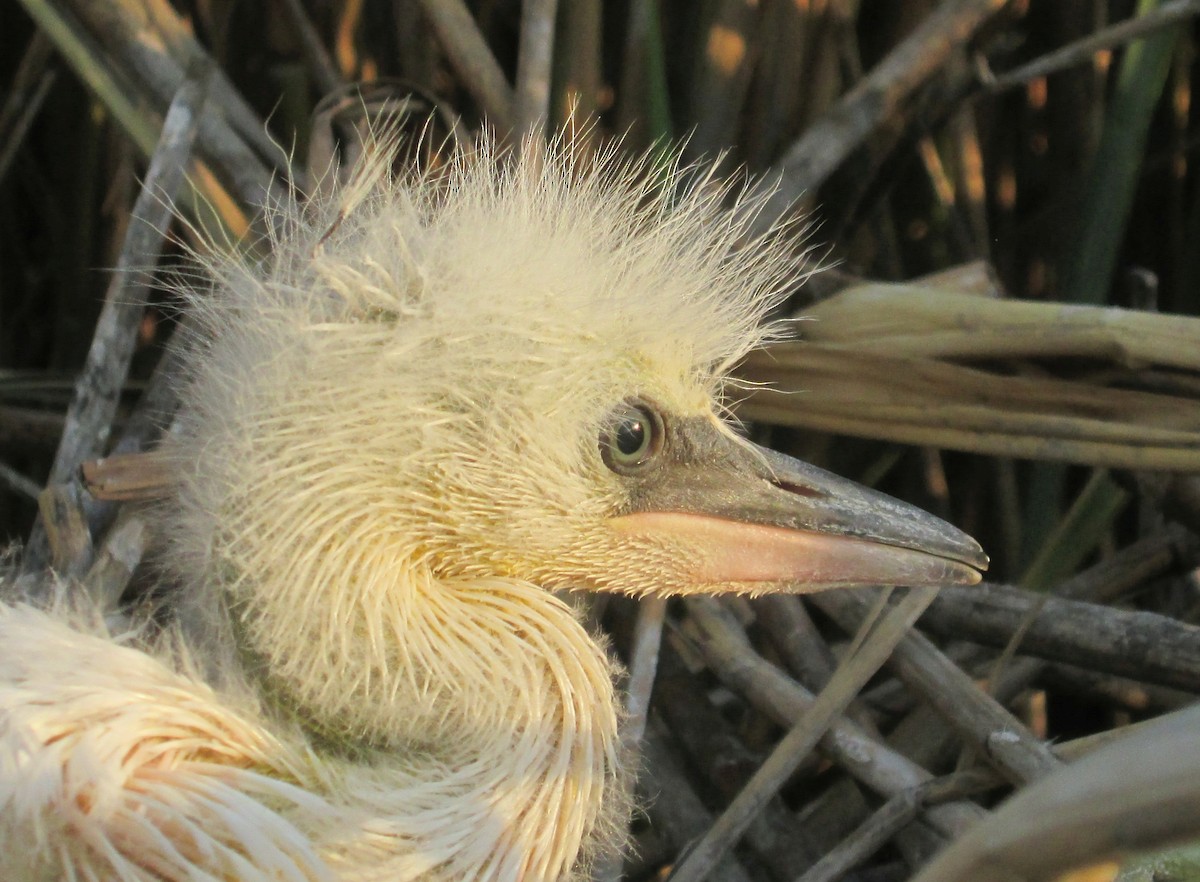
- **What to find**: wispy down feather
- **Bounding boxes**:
[2,133,811,881]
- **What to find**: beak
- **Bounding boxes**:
[610,416,987,589]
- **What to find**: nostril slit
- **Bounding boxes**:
[774,479,826,499]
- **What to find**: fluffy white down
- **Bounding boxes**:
[0,136,806,880]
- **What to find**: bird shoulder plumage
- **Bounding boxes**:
[0,134,808,881]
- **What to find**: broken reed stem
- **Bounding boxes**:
[615,0,672,144]
[81,508,145,611]
[687,0,760,164]
[54,73,205,447]
[741,0,833,169]
[39,481,92,577]
[669,586,942,882]
[920,582,1200,693]
[912,703,1200,882]
[553,0,602,141]
[24,66,206,571]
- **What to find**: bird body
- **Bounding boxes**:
[0,135,985,880]
[1,596,623,881]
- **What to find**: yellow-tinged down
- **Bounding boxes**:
[0,137,809,881]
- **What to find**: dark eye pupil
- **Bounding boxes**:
[601,400,662,473]
[615,418,646,456]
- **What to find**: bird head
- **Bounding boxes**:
[165,135,984,740]
[172,134,986,606]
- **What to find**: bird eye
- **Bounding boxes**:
[601,400,664,474]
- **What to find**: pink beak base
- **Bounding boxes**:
[612,511,984,589]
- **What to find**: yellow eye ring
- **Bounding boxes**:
[601,400,664,474]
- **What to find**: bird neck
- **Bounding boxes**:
[229,564,627,877]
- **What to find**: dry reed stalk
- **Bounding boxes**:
[417,0,515,131]
[738,269,1200,470]
[750,0,1015,233]
[671,587,962,881]
[912,703,1200,882]
[514,0,557,138]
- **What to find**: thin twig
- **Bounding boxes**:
[0,30,57,184]
[750,0,1013,234]
[0,406,64,450]
[680,596,984,838]
[757,594,883,734]
[984,0,1200,93]
[1056,523,1197,603]
[0,461,41,502]
[793,790,922,882]
[0,69,55,184]
[669,586,942,882]
[622,596,667,750]
[811,589,1062,785]
[754,594,838,685]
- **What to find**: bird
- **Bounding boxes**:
[0,131,987,881]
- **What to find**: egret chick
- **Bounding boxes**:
[0,135,986,881]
